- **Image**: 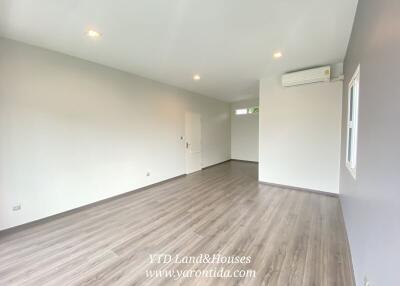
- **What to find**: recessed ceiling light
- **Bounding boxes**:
[273,51,283,59]
[193,74,201,81]
[86,29,101,38]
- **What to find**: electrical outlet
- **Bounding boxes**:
[12,204,21,211]
[146,171,151,177]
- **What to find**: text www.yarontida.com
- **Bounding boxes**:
[145,268,256,281]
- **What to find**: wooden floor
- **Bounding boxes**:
[0,161,354,286]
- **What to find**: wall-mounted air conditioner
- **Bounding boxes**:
[282,66,331,87]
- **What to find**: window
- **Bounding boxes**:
[346,65,360,178]
[235,106,259,115]
[248,106,259,114]
[235,108,248,115]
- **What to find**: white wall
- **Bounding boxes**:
[0,38,230,230]
[259,78,342,194]
[230,98,259,162]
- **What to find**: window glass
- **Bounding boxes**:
[248,107,259,114]
[346,65,360,178]
[235,108,248,115]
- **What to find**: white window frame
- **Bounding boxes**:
[346,65,360,179]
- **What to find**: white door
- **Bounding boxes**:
[185,112,202,174]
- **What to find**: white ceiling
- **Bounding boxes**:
[0,0,358,102]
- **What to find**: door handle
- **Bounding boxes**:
[186,142,190,149]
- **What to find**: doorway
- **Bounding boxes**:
[185,112,202,174]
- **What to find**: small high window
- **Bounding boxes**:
[235,108,248,115]
[235,106,259,115]
[248,107,259,114]
[346,65,360,178]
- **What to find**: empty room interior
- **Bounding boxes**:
[0,0,399,285]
